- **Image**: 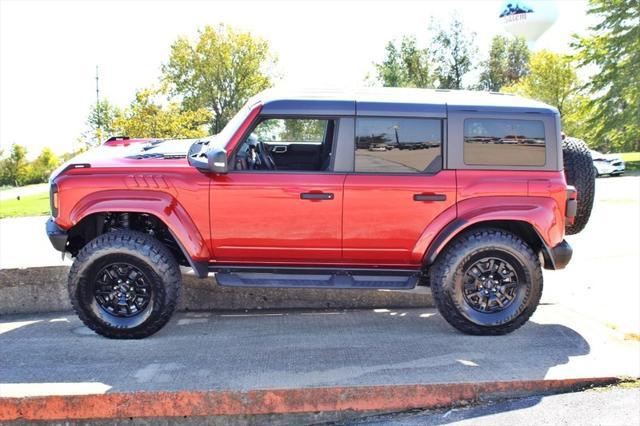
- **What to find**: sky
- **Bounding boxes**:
[0,0,596,158]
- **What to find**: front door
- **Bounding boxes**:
[210,116,345,264]
[342,116,456,266]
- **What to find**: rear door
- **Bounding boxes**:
[342,115,456,266]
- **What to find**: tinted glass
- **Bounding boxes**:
[464,119,546,166]
[355,118,442,173]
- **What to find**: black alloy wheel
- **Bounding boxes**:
[94,263,152,318]
[462,256,518,313]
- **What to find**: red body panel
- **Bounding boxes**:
[342,172,456,265]
[209,173,345,262]
[456,170,567,248]
[55,165,211,261]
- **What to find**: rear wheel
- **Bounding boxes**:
[563,136,596,235]
[430,228,543,335]
[68,230,181,339]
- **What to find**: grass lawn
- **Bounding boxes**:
[0,192,50,218]
[619,152,640,171]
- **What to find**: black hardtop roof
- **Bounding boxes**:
[253,87,559,116]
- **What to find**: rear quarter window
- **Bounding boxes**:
[463,119,546,166]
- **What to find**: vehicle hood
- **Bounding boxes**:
[49,135,223,182]
[603,153,623,162]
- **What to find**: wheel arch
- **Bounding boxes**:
[65,191,210,278]
[424,219,555,270]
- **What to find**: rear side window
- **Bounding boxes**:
[463,119,546,166]
[355,117,442,173]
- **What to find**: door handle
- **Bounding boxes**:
[413,193,447,202]
[272,145,287,153]
[300,192,334,200]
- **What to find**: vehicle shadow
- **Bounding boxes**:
[0,308,592,403]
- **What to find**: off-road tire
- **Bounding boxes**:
[563,136,595,235]
[68,230,181,339]
[430,228,543,335]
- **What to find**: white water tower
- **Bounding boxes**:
[499,1,558,48]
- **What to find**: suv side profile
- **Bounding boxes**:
[46,88,592,339]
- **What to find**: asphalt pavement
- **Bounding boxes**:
[351,386,640,425]
[1,304,638,398]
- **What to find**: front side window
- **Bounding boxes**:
[354,117,442,173]
[464,119,546,166]
[234,118,335,171]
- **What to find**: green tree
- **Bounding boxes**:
[430,17,478,89]
[27,147,60,183]
[87,99,119,145]
[281,119,326,141]
[503,50,587,137]
[374,36,434,88]
[162,24,274,134]
[478,35,530,91]
[1,144,29,186]
[112,89,212,139]
[573,0,640,152]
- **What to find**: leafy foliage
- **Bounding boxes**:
[373,17,477,90]
[502,51,587,137]
[573,0,640,152]
[430,17,478,89]
[0,144,29,186]
[162,24,275,134]
[27,148,60,183]
[281,119,327,142]
[374,36,434,88]
[478,35,530,92]
[112,89,212,139]
[0,145,61,186]
[83,88,212,142]
[86,100,119,145]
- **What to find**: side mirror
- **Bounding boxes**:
[207,148,228,174]
[188,141,228,174]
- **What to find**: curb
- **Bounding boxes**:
[0,377,620,421]
[0,266,433,315]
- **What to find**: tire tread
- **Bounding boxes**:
[68,230,181,339]
[430,228,543,335]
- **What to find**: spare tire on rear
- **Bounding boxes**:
[562,136,595,235]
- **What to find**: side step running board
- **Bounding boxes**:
[211,267,420,290]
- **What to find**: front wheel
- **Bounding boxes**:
[430,228,543,335]
[68,230,181,339]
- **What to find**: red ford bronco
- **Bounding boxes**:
[46,88,595,339]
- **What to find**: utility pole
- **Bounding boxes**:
[95,65,101,143]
